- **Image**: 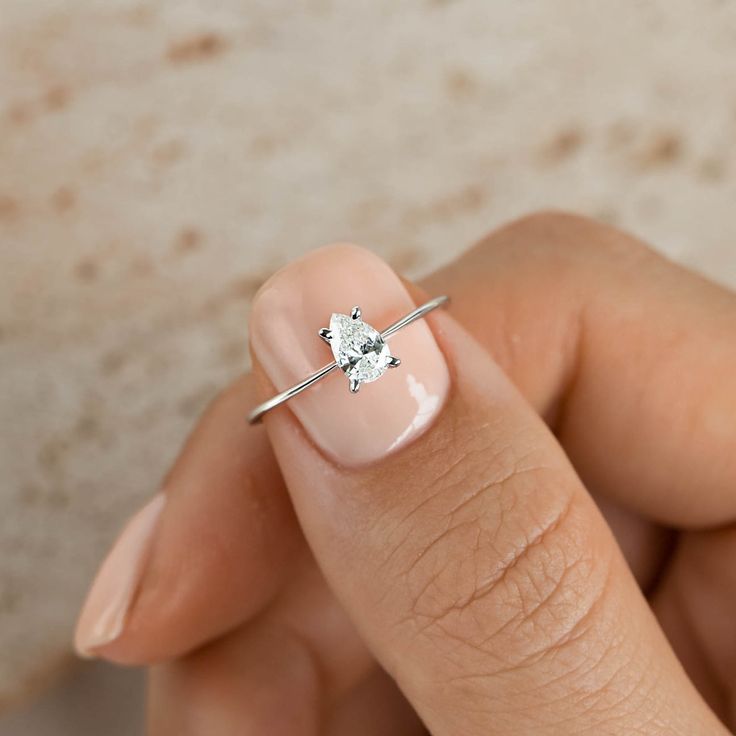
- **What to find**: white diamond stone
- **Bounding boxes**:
[329,312,393,384]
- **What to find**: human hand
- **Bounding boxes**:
[75,213,736,734]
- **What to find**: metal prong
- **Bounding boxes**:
[388,355,401,368]
[350,306,361,320]
[318,327,332,343]
[349,378,360,393]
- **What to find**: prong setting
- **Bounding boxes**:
[323,308,408,395]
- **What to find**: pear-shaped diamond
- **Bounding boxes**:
[328,312,393,385]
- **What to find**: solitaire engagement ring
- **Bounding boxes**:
[247,295,449,424]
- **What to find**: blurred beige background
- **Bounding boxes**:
[1,0,735,733]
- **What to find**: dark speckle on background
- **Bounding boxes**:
[166,33,228,63]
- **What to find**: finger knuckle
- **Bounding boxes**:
[393,437,613,678]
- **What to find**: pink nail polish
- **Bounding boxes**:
[250,244,450,466]
[74,493,166,657]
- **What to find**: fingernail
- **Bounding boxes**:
[74,493,166,657]
[250,243,450,466]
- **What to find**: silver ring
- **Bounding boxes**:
[248,294,449,424]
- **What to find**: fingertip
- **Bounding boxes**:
[74,493,166,660]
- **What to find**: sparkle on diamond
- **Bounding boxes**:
[329,313,392,383]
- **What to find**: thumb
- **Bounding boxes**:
[250,244,723,735]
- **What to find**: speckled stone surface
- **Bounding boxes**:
[1,0,736,723]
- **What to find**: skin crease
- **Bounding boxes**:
[76,213,736,733]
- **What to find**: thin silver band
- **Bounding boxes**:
[247,294,448,424]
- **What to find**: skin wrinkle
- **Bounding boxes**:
[485,487,577,616]
[401,520,480,622]
[417,418,548,532]
[408,477,574,626]
[403,462,553,586]
[364,397,466,543]
[518,618,624,703]
[373,422,519,579]
[430,634,617,735]
[437,597,649,735]
[538,589,626,708]
[476,553,608,675]
[391,450,570,631]
[574,669,675,736]
[445,438,555,518]
[391,508,621,732]
[489,569,683,735]
[436,561,613,686]
[575,655,660,733]
[526,551,615,654]
[399,490,585,660]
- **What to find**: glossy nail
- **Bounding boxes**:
[74,493,166,657]
[250,243,450,466]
